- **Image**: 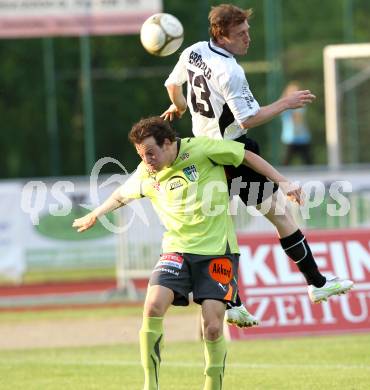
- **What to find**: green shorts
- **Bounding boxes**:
[149,252,239,306]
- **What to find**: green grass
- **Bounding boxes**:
[0,267,116,286]
[22,266,116,284]
[0,304,199,322]
[0,306,141,322]
[1,333,369,389]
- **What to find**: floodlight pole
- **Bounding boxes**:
[80,35,96,175]
[43,37,60,176]
[264,0,283,165]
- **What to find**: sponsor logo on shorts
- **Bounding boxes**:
[156,253,184,269]
[209,258,233,284]
[152,267,179,277]
[157,260,183,269]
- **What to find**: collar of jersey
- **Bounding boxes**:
[169,138,182,167]
[208,40,233,58]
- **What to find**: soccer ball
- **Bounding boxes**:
[140,13,184,57]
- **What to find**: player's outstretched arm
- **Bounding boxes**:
[240,90,316,130]
[161,84,187,121]
[72,188,128,233]
[243,150,303,205]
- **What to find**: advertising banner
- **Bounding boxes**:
[228,229,370,339]
[0,0,162,38]
[0,172,132,281]
[19,177,119,272]
[0,183,25,281]
[0,167,167,285]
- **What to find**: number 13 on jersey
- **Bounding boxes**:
[187,70,215,118]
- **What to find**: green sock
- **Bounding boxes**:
[203,335,227,390]
[139,316,164,390]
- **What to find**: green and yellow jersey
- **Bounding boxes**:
[120,136,245,255]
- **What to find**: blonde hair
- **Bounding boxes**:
[208,4,253,42]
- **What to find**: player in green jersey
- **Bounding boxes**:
[72,116,302,390]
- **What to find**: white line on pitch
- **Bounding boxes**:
[1,360,370,370]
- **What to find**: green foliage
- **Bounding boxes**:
[0,0,369,177]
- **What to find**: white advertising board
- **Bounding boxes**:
[0,0,162,38]
[0,183,25,281]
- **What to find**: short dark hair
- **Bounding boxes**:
[129,116,176,147]
[209,4,253,41]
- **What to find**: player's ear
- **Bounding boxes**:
[216,35,224,44]
[217,34,229,46]
[163,138,172,147]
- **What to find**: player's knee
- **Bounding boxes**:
[203,321,223,340]
[143,300,165,317]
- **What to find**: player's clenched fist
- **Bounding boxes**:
[72,212,97,232]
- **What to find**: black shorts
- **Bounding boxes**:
[225,136,279,206]
[149,252,239,306]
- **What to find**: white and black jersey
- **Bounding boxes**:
[165,40,260,140]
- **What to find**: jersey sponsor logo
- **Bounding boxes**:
[169,180,183,190]
[241,82,255,109]
[157,253,184,269]
[166,176,187,191]
[188,51,212,80]
[183,165,199,182]
[209,258,233,284]
[179,152,190,161]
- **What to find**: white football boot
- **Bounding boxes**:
[308,277,354,303]
[225,304,259,328]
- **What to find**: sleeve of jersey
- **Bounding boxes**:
[199,137,245,167]
[164,50,188,86]
[117,168,144,200]
[222,69,260,125]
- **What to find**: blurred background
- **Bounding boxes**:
[0,0,369,323]
[0,0,369,178]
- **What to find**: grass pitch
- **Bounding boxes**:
[1,333,369,389]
